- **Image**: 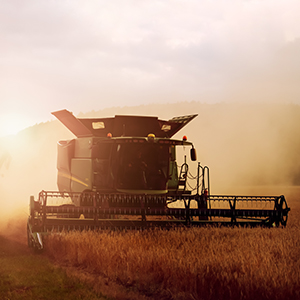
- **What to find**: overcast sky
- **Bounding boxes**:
[1,0,300,136]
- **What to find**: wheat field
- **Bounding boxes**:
[45,195,300,300]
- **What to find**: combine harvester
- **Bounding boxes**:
[27,109,290,249]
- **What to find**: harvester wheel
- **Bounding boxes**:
[273,196,289,227]
[280,197,288,226]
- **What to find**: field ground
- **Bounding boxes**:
[44,188,300,300]
[0,187,299,300]
[0,235,109,299]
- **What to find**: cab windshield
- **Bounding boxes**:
[112,143,169,191]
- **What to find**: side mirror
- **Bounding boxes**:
[190,148,197,161]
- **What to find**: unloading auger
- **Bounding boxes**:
[27,110,290,250]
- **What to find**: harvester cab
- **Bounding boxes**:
[27,109,290,250]
[52,109,198,200]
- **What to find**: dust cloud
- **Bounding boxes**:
[0,120,73,240]
[82,102,300,192]
[0,102,299,239]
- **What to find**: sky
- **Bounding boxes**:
[1,0,300,136]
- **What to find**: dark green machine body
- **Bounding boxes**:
[53,110,197,202]
[27,109,290,250]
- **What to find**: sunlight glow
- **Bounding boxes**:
[0,113,31,137]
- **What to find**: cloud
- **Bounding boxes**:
[0,0,300,136]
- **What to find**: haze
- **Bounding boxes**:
[1,0,300,136]
[0,101,299,228]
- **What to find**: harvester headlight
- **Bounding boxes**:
[147,133,155,142]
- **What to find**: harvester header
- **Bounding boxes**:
[27,109,290,250]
